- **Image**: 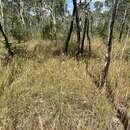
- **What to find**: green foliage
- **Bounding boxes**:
[54,0,66,16]
[11,23,30,43]
[41,22,52,39]
[4,42,11,49]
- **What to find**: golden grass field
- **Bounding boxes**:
[0,38,129,130]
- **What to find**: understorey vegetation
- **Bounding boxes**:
[0,0,130,130]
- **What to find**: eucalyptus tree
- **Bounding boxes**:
[64,0,79,54]
[73,0,81,55]
[80,0,92,55]
[0,0,4,30]
[100,0,119,87]
[93,1,103,27]
[64,0,92,55]
[118,0,130,42]
[64,8,76,54]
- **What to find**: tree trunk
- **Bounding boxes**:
[120,21,130,60]
[81,16,87,54]
[80,0,92,55]
[0,0,4,31]
[100,0,119,87]
[64,8,75,54]
[81,15,91,56]
[117,105,130,130]
[20,0,25,25]
[119,5,129,42]
[50,1,57,43]
[35,1,42,24]
[0,23,13,57]
[73,0,81,55]
[90,15,93,36]
[86,17,91,56]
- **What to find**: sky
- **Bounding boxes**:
[67,0,108,13]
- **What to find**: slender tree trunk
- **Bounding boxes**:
[100,0,119,87]
[35,1,41,24]
[81,15,91,56]
[80,0,92,55]
[86,17,91,56]
[73,0,81,55]
[117,105,130,130]
[119,5,129,42]
[120,21,130,59]
[20,0,25,25]
[81,16,87,54]
[0,23,13,57]
[64,8,75,54]
[90,15,93,36]
[0,0,4,31]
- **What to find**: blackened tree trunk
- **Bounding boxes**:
[119,5,129,42]
[81,16,91,56]
[73,0,81,55]
[0,23,13,57]
[64,8,75,54]
[81,16,87,54]
[90,15,93,36]
[80,0,92,55]
[100,0,119,87]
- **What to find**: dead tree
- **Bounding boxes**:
[100,0,119,87]
[119,4,129,42]
[0,23,13,57]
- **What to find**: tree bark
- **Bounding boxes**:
[81,16,91,56]
[119,5,129,42]
[90,15,93,36]
[81,16,87,54]
[116,105,130,130]
[86,17,91,56]
[20,0,25,25]
[0,0,4,31]
[50,1,57,43]
[64,8,75,54]
[73,0,81,55]
[100,0,119,87]
[80,0,92,55]
[0,23,13,57]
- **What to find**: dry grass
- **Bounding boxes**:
[0,38,129,130]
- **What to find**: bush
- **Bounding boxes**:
[11,23,30,43]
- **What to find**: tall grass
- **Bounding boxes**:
[0,38,129,130]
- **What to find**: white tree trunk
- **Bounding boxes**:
[100,0,119,87]
[20,0,25,25]
[0,0,4,31]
